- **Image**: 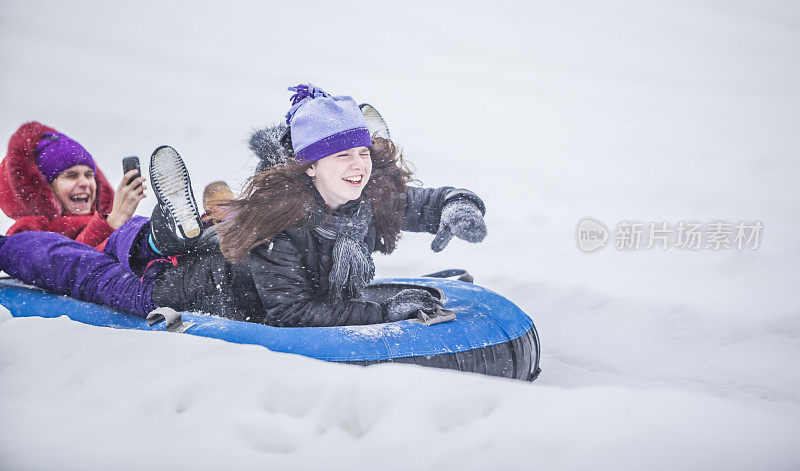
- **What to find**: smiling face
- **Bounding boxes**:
[305,146,372,209]
[50,164,97,215]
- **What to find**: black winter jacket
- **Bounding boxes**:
[151,186,484,327]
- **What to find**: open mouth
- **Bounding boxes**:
[343,175,364,186]
[69,194,91,205]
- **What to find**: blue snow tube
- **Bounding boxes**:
[0,276,540,381]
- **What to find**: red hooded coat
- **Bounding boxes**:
[0,122,116,248]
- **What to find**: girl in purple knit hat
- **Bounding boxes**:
[0,84,488,327]
[0,122,147,249]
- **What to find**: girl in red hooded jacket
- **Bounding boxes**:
[0,121,146,249]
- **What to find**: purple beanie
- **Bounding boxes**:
[35,132,97,183]
[285,84,372,163]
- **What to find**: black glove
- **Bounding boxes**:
[382,288,444,322]
[431,199,487,252]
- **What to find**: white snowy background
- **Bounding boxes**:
[1,1,799,469]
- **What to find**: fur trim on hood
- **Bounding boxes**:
[0,121,114,219]
[249,123,292,173]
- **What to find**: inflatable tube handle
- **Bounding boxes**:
[422,269,473,283]
[146,307,190,332]
[416,308,456,326]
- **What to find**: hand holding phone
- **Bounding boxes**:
[122,156,141,187]
[108,156,146,229]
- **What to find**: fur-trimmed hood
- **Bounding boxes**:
[0,121,114,219]
[249,123,292,173]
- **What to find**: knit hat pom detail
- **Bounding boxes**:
[285,83,330,125]
[35,132,61,155]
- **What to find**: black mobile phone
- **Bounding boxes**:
[122,156,141,187]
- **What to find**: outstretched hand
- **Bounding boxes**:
[431,199,487,252]
[107,169,147,229]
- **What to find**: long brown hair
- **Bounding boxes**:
[216,136,413,262]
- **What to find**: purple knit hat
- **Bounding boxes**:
[285,84,372,163]
[35,132,97,183]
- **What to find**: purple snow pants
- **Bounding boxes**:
[0,216,162,317]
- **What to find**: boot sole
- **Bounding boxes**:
[359,103,391,139]
[149,146,201,239]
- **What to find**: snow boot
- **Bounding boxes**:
[148,145,202,256]
[200,180,233,228]
[359,103,390,139]
[202,180,233,212]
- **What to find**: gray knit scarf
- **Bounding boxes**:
[313,201,375,302]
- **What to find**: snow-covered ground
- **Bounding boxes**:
[1,1,799,469]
